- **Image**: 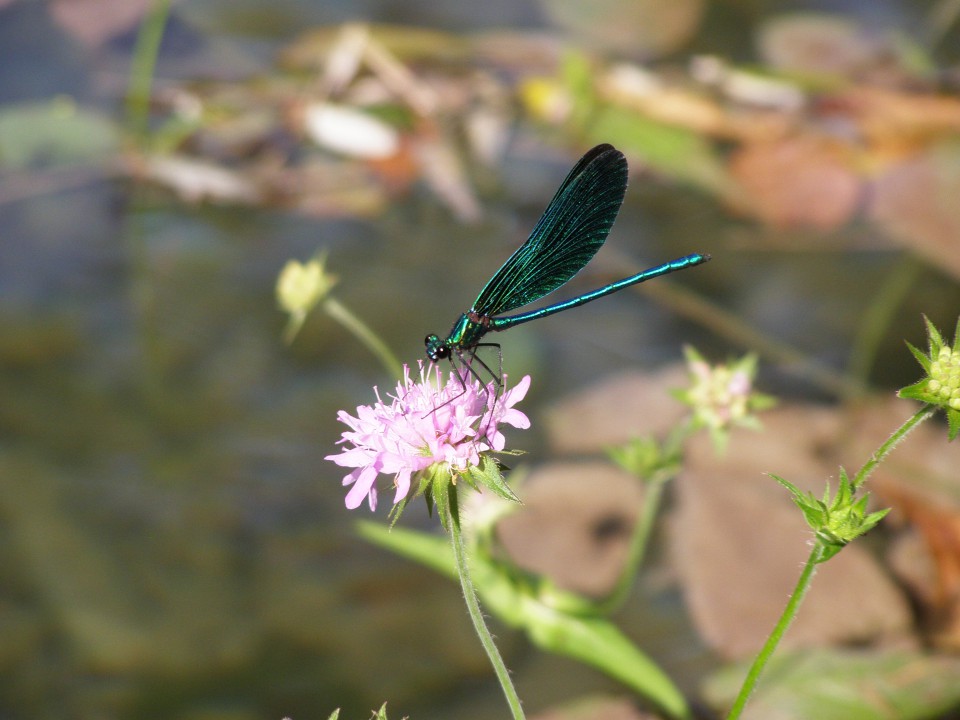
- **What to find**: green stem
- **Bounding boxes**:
[728,404,935,717]
[601,422,693,614]
[852,404,936,490]
[125,0,171,143]
[846,259,921,397]
[323,297,404,380]
[726,543,824,720]
[924,0,960,49]
[598,478,666,613]
[446,493,525,720]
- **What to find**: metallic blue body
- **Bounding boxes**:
[424,144,710,366]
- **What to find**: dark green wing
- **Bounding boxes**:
[471,144,628,317]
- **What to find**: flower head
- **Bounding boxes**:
[773,468,890,563]
[674,347,775,451]
[326,363,531,512]
[277,253,337,342]
[899,316,960,440]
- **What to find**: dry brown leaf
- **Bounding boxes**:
[50,0,157,48]
[542,0,704,58]
[868,143,960,280]
[728,134,863,230]
[828,87,960,161]
[413,135,482,223]
[758,13,915,86]
[544,366,689,454]
[132,154,262,205]
[674,403,914,659]
[848,397,960,648]
[497,462,643,597]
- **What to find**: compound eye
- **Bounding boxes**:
[424,334,450,362]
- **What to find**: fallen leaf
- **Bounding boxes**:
[132,154,262,204]
[50,0,158,48]
[728,135,862,230]
[542,0,704,59]
[675,403,913,659]
[544,366,689,454]
[413,135,481,223]
[825,87,960,163]
[301,102,401,160]
[704,648,960,720]
[758,13,922,86]
[497,461,643,597]
[868,142,960,280]
[848,397,960,648]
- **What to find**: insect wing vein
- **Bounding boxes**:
[470,144,627,318]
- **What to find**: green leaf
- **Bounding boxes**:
[521,605,690,719]
[587,106,728,194]
[607,435,681,483]
[704,648,960,720]
[0,99,119,169]
[356,520,689,718]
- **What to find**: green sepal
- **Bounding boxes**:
[607,435,681,485]
[373,702,389,720]
[430,469,456,533]
[325,710,340,720]
[466,454,521,504]
[772,469,890,563]
[904,341,931,372]
[898,315,960,441]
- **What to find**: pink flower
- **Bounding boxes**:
[326,362,531,511]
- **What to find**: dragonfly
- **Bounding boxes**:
[424,143,710,393]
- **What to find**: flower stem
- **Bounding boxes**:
[602,421,694,613]
[852,404,936,490]
[728,404,936,718]
[125,0,171,143]
[323,297,404,380]
[846,259,921,397]
[726,543,824,720]
[599,474,667,614]
[446,493,525,720]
